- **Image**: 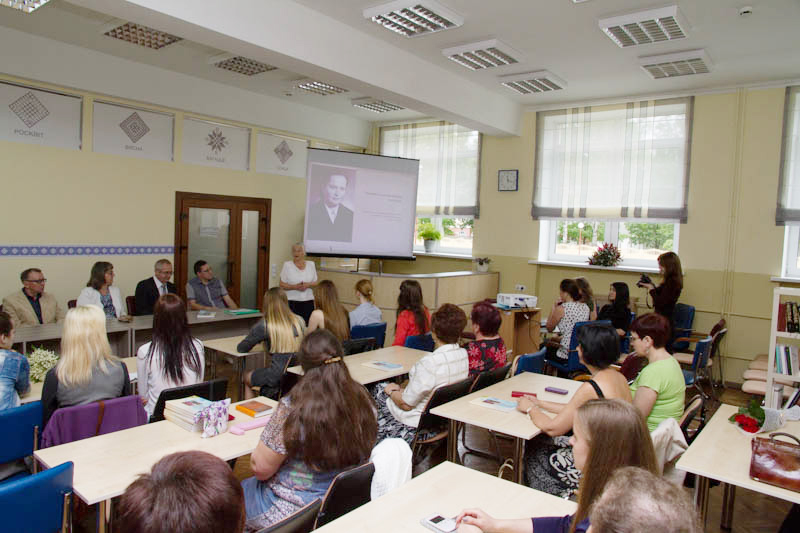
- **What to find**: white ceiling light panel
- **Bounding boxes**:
[443,39,521,71]
[352,97,404,113]
[639,49,712,79]
[499,71,567,95]
[104,22,181,50]
[210,54,276,76]
[0,0,51,12]
[363,1,464,37]
[295,79,348,96]
[599,5,688,48]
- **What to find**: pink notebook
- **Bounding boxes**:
[230,414,272,435]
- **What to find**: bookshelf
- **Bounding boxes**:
[766,287,800,406]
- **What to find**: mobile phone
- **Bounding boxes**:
[511,391,536,398]
[545,386,568,395]
[420,514,457,533]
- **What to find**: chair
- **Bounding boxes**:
[460,364,512,460]
[250,353,296,401]
[682,337,712,400]
[670,303,696,352]
[343,337,376,355]
[675,319,727,396]
[125,295,136,316]
[149,378,228,423]
[0,461,73,533]
[410,377,473,464]
[42,395,148,448]
[404,333,434,352]
[351,322,387,348]
[0,402,42,481]
[277,354,300,400]
[619,311,636,354]
[679,394,706,445]
[513,347,547,375]
[255,499,322,533]
[546,320,612,377]
[314,462,375,528]
[67,299,76,309]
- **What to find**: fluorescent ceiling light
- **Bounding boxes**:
[295,79,347,96]
[210,54,276,76]
[104,22,181,50]
[0,0,51,13]
[352,97,404,113]
[363,1,464,37]
[443,39,521,71]
[599,5,688,48]
[639,49,712,79]
[499,71,567,95]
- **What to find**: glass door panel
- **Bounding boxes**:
[240,210,260,309]
[187,207,231,290]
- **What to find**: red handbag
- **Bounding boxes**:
[749,432,800,492]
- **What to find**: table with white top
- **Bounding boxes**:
[431,372,582,484]
[202,336,266,402]
[21,356,138,405]
[129,310,261,354]
[314,460,577,533]
[13,318,132,357]
[35,396,277,533]
[676,403,800,528]
[286,345,429,385]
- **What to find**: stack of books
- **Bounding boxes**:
[778,301,800,332]
[164,395,214,432]
[775,344,800,377]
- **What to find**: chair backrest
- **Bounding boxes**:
[343,337,376,356]
[416,377,474,434]
[149,378,228,423]
[0,401,42,464]
[67,299,76,309]
[125,295,136,316]
[277,353,300,400]
[514,347,547,375]
[689,337,713,372]
[314,463,375,528]
[709,320,727,361]
[404,333,434,352]
[671,304,696,351]
[257,498,322,533]
[42,395,148,448]
[679,394,706,445]
[553,320,612,373]
[0,460,73,533]
[350,323,387,348]
[470,363,511,393]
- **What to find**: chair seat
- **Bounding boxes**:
[753,353,768,363]
[741,369,795,386]
[747,359,768,371]
[674,352,713,367]
[741,380,793,398]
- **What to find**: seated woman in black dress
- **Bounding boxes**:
[597,282,632,337]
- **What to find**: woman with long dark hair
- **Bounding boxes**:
[241,329,377,530]
[640,251,683,321]
[307,280,350,341]
[76,261,123,318]
[597,282,632,336]
[392,279,430,346]
[136,294,204,418]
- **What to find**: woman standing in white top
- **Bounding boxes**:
[279,243,318,325]
[136,294,204,419]
[76,261,123,319]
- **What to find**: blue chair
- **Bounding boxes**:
[670,304,695,352]
[619,311,636,354]
[0,461,73,533]
[683,337,712,400]
[546,320,612,376]
[514,347,547,375]
[0,401,43,481]
[351,322,387,349]
[404,333,434,352]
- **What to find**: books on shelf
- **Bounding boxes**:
[164,395,214,432]
[774,344,800,377]
[779,301,800,333]
[783,387,800,409]
[235,400,272,418]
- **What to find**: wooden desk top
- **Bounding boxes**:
[15,318,130,342]
[314,461,576,533]
[203,336,265,358]
[129,310,261,330]
[676,404,800,504]
[287,345,427,385]
[34,396,277,505]
[430,373,582,439]
[21,357,138,405]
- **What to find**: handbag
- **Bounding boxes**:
[749,432,800,492]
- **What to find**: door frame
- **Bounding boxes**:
[174,191,271,307]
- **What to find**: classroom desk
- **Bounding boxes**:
[202,336,265,402]
[13,319,132,357]
[35,396,277,533]
[286,346,428,385]
[314,461,577,533]
[430,372,582,484]
[21,357,138,405]
[676,403,800,528]
[129,310,261,354]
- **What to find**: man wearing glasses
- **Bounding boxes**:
[186,260,238,311]
[2,268,65,326]
[133,259,178,316]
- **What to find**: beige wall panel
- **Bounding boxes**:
[436,273,498,306]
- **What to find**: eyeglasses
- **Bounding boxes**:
[25,278,46,284]
[200,268,212,274]
[157,270,174,276]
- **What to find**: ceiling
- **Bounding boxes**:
[2,0,799,136]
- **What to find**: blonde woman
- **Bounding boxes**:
[238,288,305,400]
[41,305,131,428]
[349,279,382,327]
[307,280,350,341]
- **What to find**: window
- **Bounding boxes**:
[414,216,474,255]
[779,87,800,276]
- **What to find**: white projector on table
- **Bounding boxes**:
[496,293,538,308]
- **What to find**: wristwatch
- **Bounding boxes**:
[525,406,533,415]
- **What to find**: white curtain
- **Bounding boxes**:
[381,121,481,217]
[778,87,800,225]
[533,97,693,222]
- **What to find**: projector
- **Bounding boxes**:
[496,293,538,308]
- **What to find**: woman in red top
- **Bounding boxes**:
[392,280,431,346]
[465,301,506,377]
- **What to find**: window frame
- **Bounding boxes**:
[783,225,800,278]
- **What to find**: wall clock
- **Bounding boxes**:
[498,169,519,191]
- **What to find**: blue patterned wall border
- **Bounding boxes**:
[0,245,175,257]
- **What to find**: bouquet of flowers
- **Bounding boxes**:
[729,399,800,434]
[588,243,622,267]
[27,346,59,383]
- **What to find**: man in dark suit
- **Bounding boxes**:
[306,174,354,242]
[134,259,177,315]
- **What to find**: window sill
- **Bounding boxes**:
[528,259,660,274]
[413,251,474,260]
[771,276,800,284]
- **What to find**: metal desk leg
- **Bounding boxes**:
[96,499,111,533]
[237,357,245,402]
[208,349,217,379]
[694,475,710,529]
[513,437,525,484]
[447,419,459,463]
[721,482,735,529]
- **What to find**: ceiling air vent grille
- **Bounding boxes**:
[352,98,404,113]
[104,22,181,50]
[443,39,521,71]
[500,71,566,95]
[363,1,464,37]
[639,49,712,79]
[213,56,276,76]
[599,5,688,48]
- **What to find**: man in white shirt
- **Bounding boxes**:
[306,173,354,242]
[133,259,177,315]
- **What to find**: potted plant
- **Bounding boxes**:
[474,257,492,272]
[588,243,622,267]
[418,223,441,253]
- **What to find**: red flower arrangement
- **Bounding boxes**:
[729,400,765,433]
[588,243,622,267]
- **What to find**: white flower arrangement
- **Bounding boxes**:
[27,346,59,383]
